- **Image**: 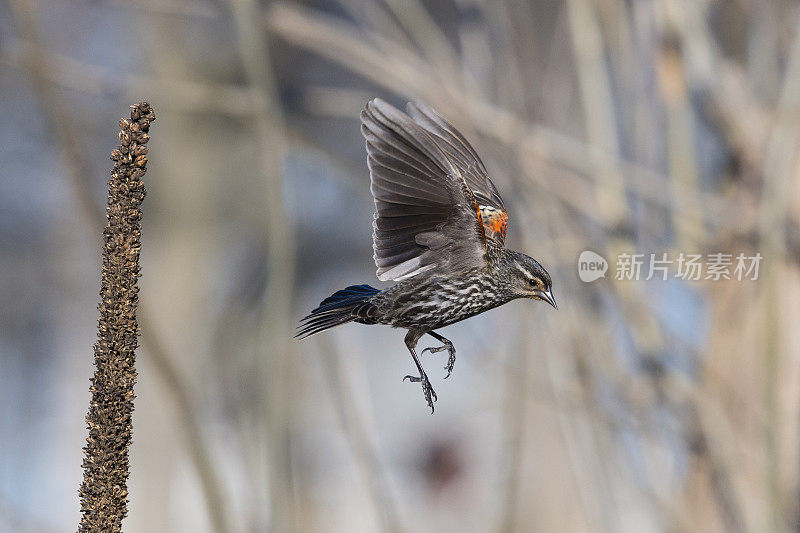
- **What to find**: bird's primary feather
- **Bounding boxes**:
[405,101,508,245]
[362,99,509,282]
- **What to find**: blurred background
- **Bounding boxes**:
[2,0,800,531]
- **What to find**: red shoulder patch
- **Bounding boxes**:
[480,206,507,243]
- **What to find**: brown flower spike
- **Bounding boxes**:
[78,102,154,532]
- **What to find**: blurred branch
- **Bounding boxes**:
[230,0,298,530]
[6,3,103,231]
[2,5,749,236]
[668,1,770,174]
[285,126,372,196]
[566,0,627,228]
[137,312,231,533]
[497,316,532,533]
[654,14,704,249]
[264,3,739,231]
[380,0,464,84]
[666,374,750,532]
[757,11,800,531]
[0,39,264,117]
[7,4,231,531]
[317,337,404,533]
[334,0,416,51]
[540,322,616,532]
[662,6,799,526]
[484,0,533,114]
[686,408,747,533]
[104,0,221,18]
[567,0,675,373]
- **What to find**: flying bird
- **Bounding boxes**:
[298,99,556,412]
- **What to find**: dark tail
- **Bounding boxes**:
[296,284,380,338]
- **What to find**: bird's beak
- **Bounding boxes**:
[535,287,558,310]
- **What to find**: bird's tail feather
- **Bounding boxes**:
[296,284,380,338]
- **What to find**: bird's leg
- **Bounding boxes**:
[403,330,437,412]
[422,331,457,379]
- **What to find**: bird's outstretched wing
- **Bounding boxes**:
[406,101,508,244]
[361,98,507,282]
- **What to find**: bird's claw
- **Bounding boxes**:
[422,341,457,379]
[403,372,437,413]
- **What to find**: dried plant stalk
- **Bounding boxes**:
[78,102,155,533]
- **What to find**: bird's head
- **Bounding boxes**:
[501,251,557,309]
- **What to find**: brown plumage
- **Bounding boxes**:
[298,99,556,412]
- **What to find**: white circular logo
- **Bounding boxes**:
[578,251,608,282]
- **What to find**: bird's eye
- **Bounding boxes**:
[528,278,537,287]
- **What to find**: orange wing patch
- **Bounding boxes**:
[480,205,508,243]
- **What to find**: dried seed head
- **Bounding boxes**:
[79,102,155,533]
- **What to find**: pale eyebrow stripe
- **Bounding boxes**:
[515,263,533,279]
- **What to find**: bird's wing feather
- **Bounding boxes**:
[362,99,489,281]
[406,100,508,244]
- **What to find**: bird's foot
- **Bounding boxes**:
[403,370,437,413]
[422,340,457,379]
